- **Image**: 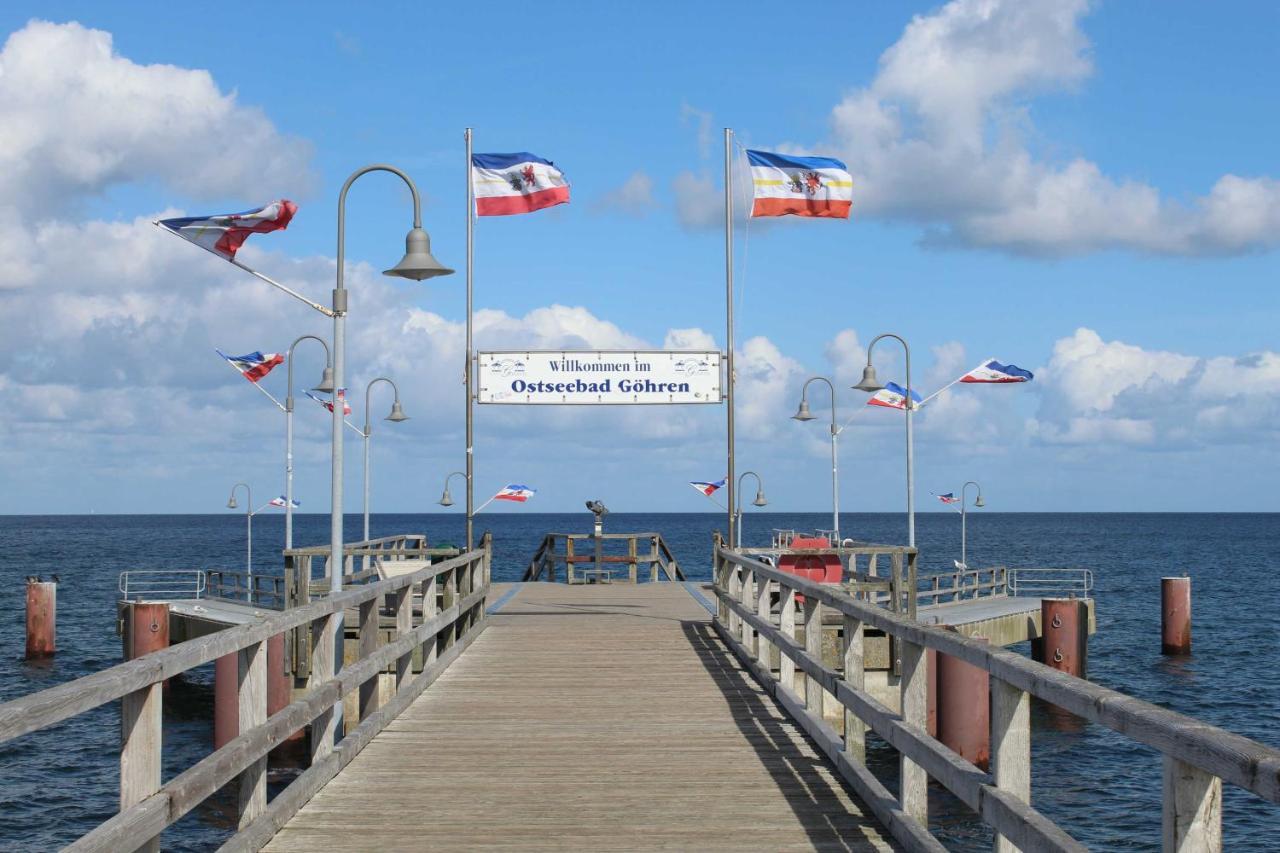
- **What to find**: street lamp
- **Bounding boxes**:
[330,164,453,741]
[792,376,841,544]
[284,335,334,551]
[438,471,467,507]
[854,333,915,547]
[360,377,409,542]
[960,480,984,568]
[226,482,252,600]
[734,471,767,549]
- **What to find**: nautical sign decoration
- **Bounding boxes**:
[477,351,722,405]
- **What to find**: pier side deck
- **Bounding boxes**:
[264,582,896,852]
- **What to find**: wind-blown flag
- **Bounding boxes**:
[471,153,570,216]
[494,484,537,503]
[217,349,284,383]
[158,201,297,261]
[689,478,726,497]
[960,359,1034,383]
[304,389,352,416]
[747,150,853,219]
[866,382,923,411]
[269,497,300,509]
[934,493,959,505]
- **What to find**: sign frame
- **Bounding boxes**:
[475,349,724,406]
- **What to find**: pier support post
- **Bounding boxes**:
[214,652,238,749]
[992,678,1030,853]
[1162,755,1222,852]
[1040,598,1087,678]
[937,636,990,770]
[1161,576,1192,656]
[267,632,303,744]
[25,579,56,659]
[124,602,170,662]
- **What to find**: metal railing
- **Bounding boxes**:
[118,570,206,601]
[1009,567,1093,598]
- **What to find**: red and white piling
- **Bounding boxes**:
[124,602,170,661]
[25,579,56,659]
[936,636,990,770]
[1161,576,1192,655]
[1039,598,1088,678]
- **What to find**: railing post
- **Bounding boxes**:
[899,639,928,826]
[803,596,822,717]
[780,584,796,693]
[443,565,457,650]
[358,597,379,720]
[565,537,576,585]
[756,575,773,673]
[120,682,162,853]
[1162,757,1222,853]
[907,550,919,621]
[423,570,439,669]
[992,677,1031,853]
[727,562,741,638]
[394,583,412,691]
[741,565,755,653]
[309,613,337,763]
[628,536,638,584]
[238,639,267,827]
[842,613,865,764]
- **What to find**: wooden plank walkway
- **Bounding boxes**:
[265,582,896,852]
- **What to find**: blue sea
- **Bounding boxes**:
[0,512,1277,850]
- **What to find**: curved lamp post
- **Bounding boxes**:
[960,480,984,568]
[284,335,334,550]
[854,334,915,547]
[438,471,467,507]
[734,471,767,549]
[328,164,453,743]
[226,482,252,600]
[792,376,841,544]
[361,377,409,541]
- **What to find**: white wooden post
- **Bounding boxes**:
[728,563,741,637]
[741,566,755,652]
[992,677,1031,853]
[120,682,162,853]
[423,572,439,668]
[842,613,865,764]
[1162,756,1222,853]
[394,584,412,690]
[238,639,267,827]
[780,585,797,693]
[803,596,822,716]
[309,613,337,764]
[756,576,773,673]
[899,639,928,825]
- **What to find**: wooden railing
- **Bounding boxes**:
[523,532,684,582]
[915,565,1008,606]
[0,535,492,852]
[712,538,1279,852]
[205,569,290,608]
[738,542,918,618]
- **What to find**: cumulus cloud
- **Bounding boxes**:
[592,172,657,217]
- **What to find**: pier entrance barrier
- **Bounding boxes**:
[523,531,683,582]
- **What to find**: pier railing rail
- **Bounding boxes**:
[914,565,1008,606]
[118,569,207,602]
[738,541,919,619]
[0,534,492,853]
[1008,567,1093,598]
[523,531,684,583]
[712,539,1279,853]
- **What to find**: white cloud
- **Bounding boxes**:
[592,171,657,217]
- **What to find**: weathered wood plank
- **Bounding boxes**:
[1162,756,1222,853]
[237,641,267,827]
[119,683,161,853]
[992,677,1030,853]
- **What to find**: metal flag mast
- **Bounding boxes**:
[465,128,476,550]
[724,128,736,548]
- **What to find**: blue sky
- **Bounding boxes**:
[0,1,1278,517]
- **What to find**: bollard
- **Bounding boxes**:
[214,653,239,749]
[1040,598,1087,678]
[125,602,170,660]
[25,580,56,659]
[1161,576,1192,655]
[937,636,990,770]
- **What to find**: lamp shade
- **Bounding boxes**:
[384,227,454,280]
[386,400,409,422]
[313,366,336,393]
[853,364,884,393]
[752,489,768,507]
[438,487,454,507]
[791,399,816,421]
[975,495,985,508]
[226,497,238,509]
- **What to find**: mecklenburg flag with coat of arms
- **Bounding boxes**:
[747,150,853,219]
[471,152,570,216]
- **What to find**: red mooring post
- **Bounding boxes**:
[1161,576,1192,655]
[214,652,238,749]
[126,602,170,660]
[937,636,990,770]
[1040,598,1087,678]
[25,580,56,659]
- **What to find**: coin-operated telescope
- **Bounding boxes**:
[585,500,609,537]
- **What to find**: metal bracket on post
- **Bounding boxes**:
[332,288,348,314]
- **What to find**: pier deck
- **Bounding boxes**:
[264,582,896,852]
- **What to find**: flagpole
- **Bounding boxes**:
[220,358,286,411]
[474,494,498,514]
[724,127,736,550]
[465,128,475,550]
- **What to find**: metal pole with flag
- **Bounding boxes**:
[724,128,736,549]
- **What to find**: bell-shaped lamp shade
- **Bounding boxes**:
[791,399,816,421]
[384,227,455,281]
[853,363,884,393]
[975,495,985,508]
[226,496,238,509]
[313,366,336,393]
[386,400,409,422]
[438,487,454,507]
[752,489,768,507]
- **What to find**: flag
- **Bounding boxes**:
[934,493,959,505]
[269,496,300,509]
[689,479,726,497]
[866,382,922,411]
[747,150,853,219]
[494,484,537,502]
[217,349,284,383]
[471,153,570,216]
[960,359,1034,383]
[304,389,352,416]
[158,200,297,261]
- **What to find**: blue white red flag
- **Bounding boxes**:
[689,478,726,497]
[934,493,959,505]
[217,349,284,383]
[866,382,922,411]
[494,484,537,503]
[269,496,300,509]
[471,153,570,216]
[158,200,297,260]
[304,389,352,416]
[747,150,853,219]
[960,359,1034,383]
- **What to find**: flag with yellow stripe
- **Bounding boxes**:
[747,150,852,219]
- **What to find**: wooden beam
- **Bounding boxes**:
[843,613,865,764]
[803,596,822,718]
[900,639,928,826]
[120,683,161,853]
[992,677,1030,853]
[237,640,266,828]
[1163,756,1222,853]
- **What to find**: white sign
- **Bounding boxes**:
[477,350,722,405]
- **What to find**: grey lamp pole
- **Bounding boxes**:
[734,471,767,549]
[854,334,915,547]
[285,335,334,551]
[226,483,252,600]
[792,376,841,544]
[331,164,454,742]
[438,471,467,507]
[960,480,984,567]
[361,377,409,541]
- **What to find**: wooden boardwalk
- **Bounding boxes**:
[264,582,896,852]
